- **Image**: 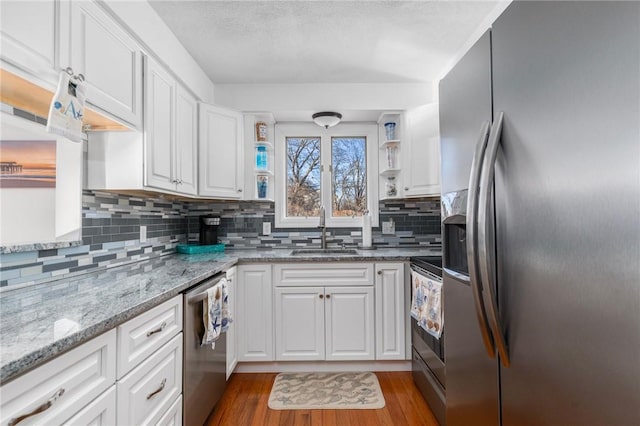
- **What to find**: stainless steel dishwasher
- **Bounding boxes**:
[183,273,227,426]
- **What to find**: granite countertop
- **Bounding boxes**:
[0,247,439,383]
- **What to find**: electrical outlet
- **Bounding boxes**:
[263,222,271,235]
[382,220,395,235]
[139,225,147,242]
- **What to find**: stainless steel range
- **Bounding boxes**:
[410,256,445,425]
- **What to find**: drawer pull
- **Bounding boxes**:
[146,321,167,337]
[8,388,65,426]
[146,378,166,400]
[326,294,331,299]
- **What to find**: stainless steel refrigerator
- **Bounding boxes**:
[439,2,639,425]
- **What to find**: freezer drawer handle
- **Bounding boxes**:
[466,120,496,359]
[146,378,166,400]
[146,321,167,337]
[8,388,65,426]
[478,112,510,368]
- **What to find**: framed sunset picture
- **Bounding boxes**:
[0,139,57,188]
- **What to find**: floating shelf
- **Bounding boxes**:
[381,140,400,148]
[380,168,401,177]
[255,140,273,148]
[254,169,273,176]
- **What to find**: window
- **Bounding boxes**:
[275,123,378,228]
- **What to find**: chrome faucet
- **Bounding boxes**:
[318,205,327,249]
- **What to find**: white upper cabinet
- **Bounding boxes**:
[70,0,143,129]
[401,105,441,197]
[199,104,244,199]
[0,0,68,84]
[145,57,174,192]
[175,85,198,196]
[144,56,198,196]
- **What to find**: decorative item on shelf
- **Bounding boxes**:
[386,144,398,169]
[255,121,268,141]
[312,111,342,129]
[256,145,268,170]
[384,122,396,141]
[385,176,398,197]
[256,174,269,199]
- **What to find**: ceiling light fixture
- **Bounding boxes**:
[312,111,342,129]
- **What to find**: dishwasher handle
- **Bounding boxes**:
[186,274,225,304]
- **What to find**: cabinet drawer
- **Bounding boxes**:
[62,385,116,426]
[156,395,182,426]
[0,329,116,426]
[117,295,182,378]
[117,333,183,426]
[274,263,374,287]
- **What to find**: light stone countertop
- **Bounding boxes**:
[0,247,440,383]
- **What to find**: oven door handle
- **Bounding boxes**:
[466,120,496,359]
[478,112,510,368]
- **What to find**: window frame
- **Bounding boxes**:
[275,123,379,228]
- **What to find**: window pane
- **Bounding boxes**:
[331,137,367,217]
[286,137,321,217]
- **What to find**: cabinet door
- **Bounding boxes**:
[275,287,325,361]
[62,385,116,426]
[199,103,244,199]
[325,286,374,360]
[402,106,441,197]
[225,267,237,379]
[144,56,176,192]
[175,84,198,195]
[375,263,406,360]
[0,330,116,426]
[117,334,182,426]
[0,0,67,83]
[70,0,142,128]
[237,264,273,361]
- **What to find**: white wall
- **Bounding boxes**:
[101,0,215,102]
[214,83,436,116]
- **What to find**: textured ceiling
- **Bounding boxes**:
[149,0,502,84]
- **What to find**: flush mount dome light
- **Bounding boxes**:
[312,111,342,129]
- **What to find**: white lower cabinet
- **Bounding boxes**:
[63,385,116,426]
[374,263,406,360]
[0,329,116,426]
[273,263,376,362]
[156,395,183,426]
[275,287,325,360]
[117,333,183,426]
[275,285,375,361]
[0,296,185,426]
[237,264,273,361]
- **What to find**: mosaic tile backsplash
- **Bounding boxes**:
[1,191,441,289]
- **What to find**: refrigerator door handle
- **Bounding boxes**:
[478,112,511,368]
[466,120,496,359]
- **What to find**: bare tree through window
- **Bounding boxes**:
[286,137,321,217]
[332,137,367,217]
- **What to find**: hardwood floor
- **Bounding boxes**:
[206,371,439,426]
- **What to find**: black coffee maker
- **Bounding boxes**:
[199,215,220,245]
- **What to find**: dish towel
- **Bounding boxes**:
[46,70,86,142]
[410,270,444,339]
[202,278,232,349]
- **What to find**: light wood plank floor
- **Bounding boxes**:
[206,372,439,426]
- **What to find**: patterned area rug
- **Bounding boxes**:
[268,372,386,410]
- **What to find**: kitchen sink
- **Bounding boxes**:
[290,248,359,255]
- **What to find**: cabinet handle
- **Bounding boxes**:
[146,321,167,337]
[237,189,243,192]
[319,294,324,299]
[8,388,65,426]
[177,179,183,185]
[377,270,382,275]
[404,187,409,191]
[146,378,166,400]
[326,294,331,299]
